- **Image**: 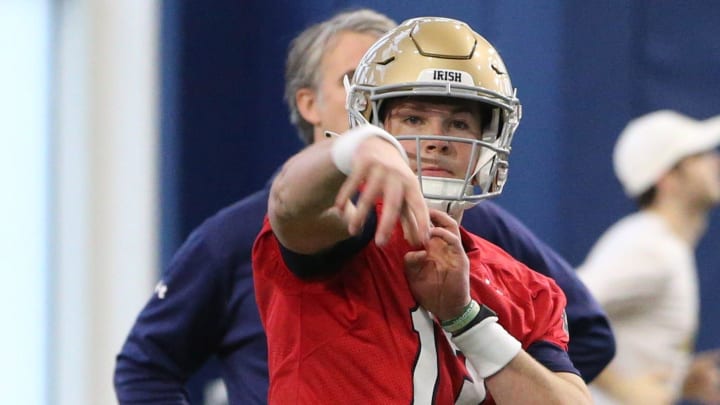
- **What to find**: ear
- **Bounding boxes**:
[655,170,679,195]
[296,88,320,126]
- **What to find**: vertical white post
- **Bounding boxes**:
[53,1,159,404]
[0,1,51,404]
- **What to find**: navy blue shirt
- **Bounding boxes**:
[114,186,614,404]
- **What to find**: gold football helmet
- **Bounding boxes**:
[346,17,522,215]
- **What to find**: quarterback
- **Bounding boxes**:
[253,17,591,404]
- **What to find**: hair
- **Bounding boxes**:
[635,186,657,208]
[284,9,397,145]
[379,96,495,131]
[635,156,690,208]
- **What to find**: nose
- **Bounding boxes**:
[423,138,450,154]
[422,121,450,153]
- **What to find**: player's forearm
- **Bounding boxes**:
[271,141,345,214]
[449,313,591,404]
[269,141,349,252]
[485,351,592,404]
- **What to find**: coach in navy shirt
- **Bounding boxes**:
[114,9,614,404]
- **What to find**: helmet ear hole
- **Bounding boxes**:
[350,93,367,113]
[495,162,509,190]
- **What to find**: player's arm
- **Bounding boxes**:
[484,351,591,404]
[269,124,429,254]
[444,299,591,403]
[472,288,591,403]
[464,202,614,382]
[441,294,591,403]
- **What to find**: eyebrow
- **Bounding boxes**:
[394,101,475,114]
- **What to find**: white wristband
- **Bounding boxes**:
[451,317,522,378]
[330,124,408,175]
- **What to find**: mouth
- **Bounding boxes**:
[420,166,454,178]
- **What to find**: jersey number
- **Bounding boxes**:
[411,308,486,404]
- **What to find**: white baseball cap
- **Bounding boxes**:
[613,110,720,197]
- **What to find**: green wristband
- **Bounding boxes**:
[441,300,480,334]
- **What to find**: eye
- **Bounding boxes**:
[404,115,423,125]
[450,119,470,130]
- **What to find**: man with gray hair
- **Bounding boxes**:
[114,9,399,404]
[579,110,720,405]
[285,8,395,146]
[114,8,613,404]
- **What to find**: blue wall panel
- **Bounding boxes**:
[161,1,720,399]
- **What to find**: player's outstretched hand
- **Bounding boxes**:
[335,133,430,247]
[403,209,470,321]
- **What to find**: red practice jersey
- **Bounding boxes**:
[253,207,573,404]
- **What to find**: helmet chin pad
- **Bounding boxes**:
[421,176,479,217]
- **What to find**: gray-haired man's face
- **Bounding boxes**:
[302,31,379,144]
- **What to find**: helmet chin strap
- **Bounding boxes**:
[421,177,478,220]
[424,198,468,221]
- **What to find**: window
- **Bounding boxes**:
[0,1,52,404]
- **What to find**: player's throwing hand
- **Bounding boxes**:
[333,125,431,247]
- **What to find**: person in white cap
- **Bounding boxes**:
[578,110,720,405]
